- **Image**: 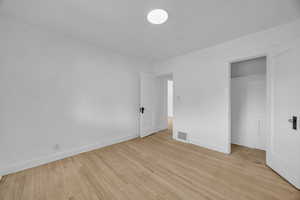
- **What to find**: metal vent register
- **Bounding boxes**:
[177,131,187,141]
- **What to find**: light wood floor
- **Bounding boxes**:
[1,130,299,200]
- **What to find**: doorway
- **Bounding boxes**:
[230,56,267,163]
[140,73,173,138]
[167,79,174,134]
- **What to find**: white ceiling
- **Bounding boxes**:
[1,0,300,62]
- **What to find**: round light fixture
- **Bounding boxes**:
[147,9,168,25]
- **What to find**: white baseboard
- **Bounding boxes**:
[174,137,189,143]
[0,134,138,176]
[154,125,168,133]
[153,128,168,133]
[268,152,300,189]
[189,138,229,154]
[231,142,266,151]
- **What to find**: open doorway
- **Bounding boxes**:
[139,73,173,138]
[157,74,174,139]
[167,79,174,134]
[230,56,267,164]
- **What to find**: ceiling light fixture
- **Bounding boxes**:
[147,9,168,25]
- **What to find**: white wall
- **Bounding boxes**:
[153,19,300,153]
[231,57,266,78]
[168,80,174,117]
[0,17,149,175]
[231,74,266,150]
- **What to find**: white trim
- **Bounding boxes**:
[190,138,229,154]
[227,54,270,155]
[266,38,300,189]
[153,127,168,133]
[268,152,300,189]
[0,134,138,176]
[175,138,189,143]
[226,62,232,154]
[174,135,189,143]
[265,54,273,164]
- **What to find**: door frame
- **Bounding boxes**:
[139,72,156,138]
[139,72,174,138]
[227,39,300,189]
[158,73,174,139]
[226,53,271,155]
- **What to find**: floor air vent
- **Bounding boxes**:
[177,131,187,141]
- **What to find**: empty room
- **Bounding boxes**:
[0,1,300,200]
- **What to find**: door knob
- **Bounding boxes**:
[288,116,297,130]
[140,107,145,114]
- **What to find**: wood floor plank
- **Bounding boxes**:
[0,130,299,200]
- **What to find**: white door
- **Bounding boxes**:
[140,73,156,137]
[267,39,300,189]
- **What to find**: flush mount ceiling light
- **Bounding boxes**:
[147,9,168,25]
